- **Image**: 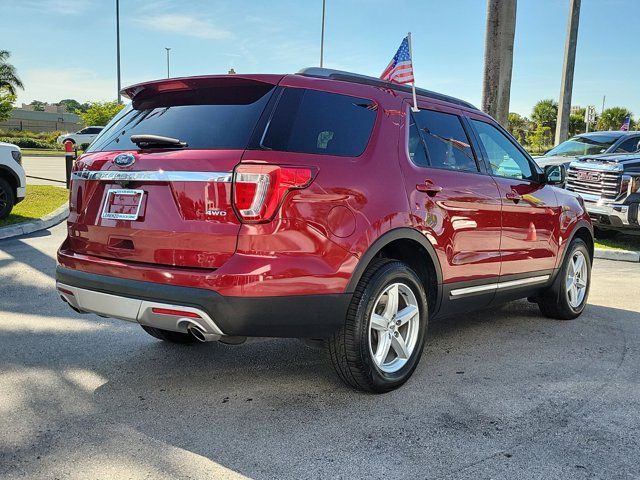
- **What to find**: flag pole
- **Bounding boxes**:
[407,31,418,112]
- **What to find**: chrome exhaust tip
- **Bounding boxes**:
[186,324,220,342]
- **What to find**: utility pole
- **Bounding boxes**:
[165,47,171,78]
[320,0,326,67]
[482,0,517,127]
[555,0,581,145]
[116,0,121,104]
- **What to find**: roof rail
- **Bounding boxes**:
[297,67,478,110]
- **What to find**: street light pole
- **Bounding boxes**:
[116,0,121,104]
[165,47,171,78]
[320,0,326,67]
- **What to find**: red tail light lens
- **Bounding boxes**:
[151,307,201,318]
[233,164,315,223]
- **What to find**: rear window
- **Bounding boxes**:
[87,84,276,152]
[260,88,377,157]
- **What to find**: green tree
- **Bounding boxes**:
[527,125,553,154]
[569,107,586,136]
[59,98,90,113]
[0,50,23,95]
[29,100,46,111]
[80,101,124,126]
[0,89,16,122]
[596,107,633,131]
[531,99,558,132]
[507,112,530,144]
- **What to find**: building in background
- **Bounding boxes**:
[0,103,81,133]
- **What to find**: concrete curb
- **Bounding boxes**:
[594,248,640,263]
[0,203,69,240]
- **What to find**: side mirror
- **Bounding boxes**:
[544,164,565,185]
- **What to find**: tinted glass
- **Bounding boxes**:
[472,119,534,180]
[408,116,428,167]
[413,110,478,171]
[87,84,275,152]
[615,137,640,153]
[261,88,376,156]
[545,134,620,157]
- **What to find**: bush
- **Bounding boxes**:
[0,136,58,149]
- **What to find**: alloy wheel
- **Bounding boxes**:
[368,282,420,373]
[566,250,588,309]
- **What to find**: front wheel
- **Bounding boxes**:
[327,260,428,393]
[0,178,15,220]
[537,238,591,320]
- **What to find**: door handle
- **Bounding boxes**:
[416,181,443,197]
[505,191,522,203]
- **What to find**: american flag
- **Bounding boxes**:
[620,115,631,131]
[380,36,415,84]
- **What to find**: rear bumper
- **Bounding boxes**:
[56,266,351,338]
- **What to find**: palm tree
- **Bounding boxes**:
[0,50,24,95]
[597,107,632,131]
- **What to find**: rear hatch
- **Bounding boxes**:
[67,75,282,269]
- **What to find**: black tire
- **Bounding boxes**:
[141,325,198,344]
[327,259,428,393]
[537,238,591,320]
[0,177,15,220]
[594,227,619,239]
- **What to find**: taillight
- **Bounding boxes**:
[233,164,316,223]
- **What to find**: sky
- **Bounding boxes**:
[3,0,639,118]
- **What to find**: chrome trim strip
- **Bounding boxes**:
[72,171,232,182]
[496,275,550,290]
[449,283,498,297]
[450,275,550,298]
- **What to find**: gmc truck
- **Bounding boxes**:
[567,151,640,237]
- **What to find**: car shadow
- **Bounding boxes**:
[2,296,636,479]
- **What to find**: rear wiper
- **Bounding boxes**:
[130,134,187,149]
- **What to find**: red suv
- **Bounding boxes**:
[56,68,593,393]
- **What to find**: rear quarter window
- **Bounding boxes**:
[261,88,377,157]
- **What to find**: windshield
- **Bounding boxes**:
[545,134,620,157]
[87,84,275,152]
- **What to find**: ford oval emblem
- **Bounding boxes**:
[113,153,136,168]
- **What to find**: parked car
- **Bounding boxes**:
[0,141,26,219]
[535,131,640,170]
[56,68,594,393]
[56,126,104,146]
[566,152,640,237]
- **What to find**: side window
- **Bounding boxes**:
[77,128,88,134]
[262,88,377,156]
[408,115,429,167]
[615,137,640,153]
[471,119,534,181]
[413,110,478,172]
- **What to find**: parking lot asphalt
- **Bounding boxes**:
[21,155,67,186]
[0,223,639,479]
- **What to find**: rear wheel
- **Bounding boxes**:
[141,325,198,344]
[327,259,428,393]
[537,238,591,320]
[0,178,15,220]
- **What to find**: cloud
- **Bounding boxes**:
[16,68,115,104]
[135,14,232,40]
[20,0,92,15]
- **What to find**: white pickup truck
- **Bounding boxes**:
[0,141,26,219]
